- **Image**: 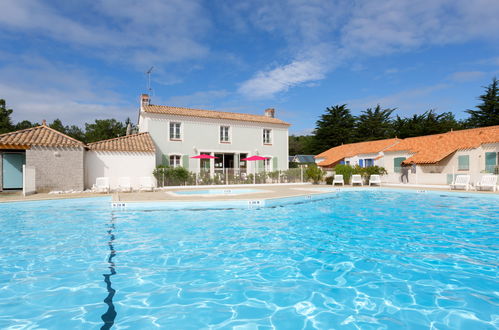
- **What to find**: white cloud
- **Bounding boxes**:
[448,71,485,83]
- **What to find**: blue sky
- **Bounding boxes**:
[1,0,498,135]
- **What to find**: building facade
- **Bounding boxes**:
[137,94,290,175]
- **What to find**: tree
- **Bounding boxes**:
[392,110,462,138]
[355,105,395,141]
[49,119,67,134]
[466,77,499,127]
[65,125,86,142]
[14,120,38,130]
[0,99,14,134]
[289,135,315,155]
[312,104,356,153]
[85,119,126,143]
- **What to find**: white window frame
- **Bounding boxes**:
[169,154,181,168]
[263,128,272,145]
[169,122,182,141]
[219,125,230,143]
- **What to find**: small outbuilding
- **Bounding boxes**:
[0,123,85,192]
[85,132,156,190]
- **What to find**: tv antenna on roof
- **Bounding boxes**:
[146,66,154,94]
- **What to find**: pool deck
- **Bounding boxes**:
[0,182,497,203]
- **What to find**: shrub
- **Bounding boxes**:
[333,164,355,184]
[305,164,324,184]
[153,165,190,186]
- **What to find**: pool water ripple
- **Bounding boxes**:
[0,192,498,329]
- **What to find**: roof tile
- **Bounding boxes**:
[87,132,155,152]
[142,104,290,126]
[0,125,84,149]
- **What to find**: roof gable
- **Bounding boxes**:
[87,132,155,152]
[0,124,84,149]
[142,104,290,126]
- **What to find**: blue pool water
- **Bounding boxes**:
[0,191,498,329]
[173,188,263,195]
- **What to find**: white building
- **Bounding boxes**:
[137,94,290,176]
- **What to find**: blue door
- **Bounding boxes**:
[2,153,25,189]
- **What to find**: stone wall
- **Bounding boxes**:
[26,146,84,192]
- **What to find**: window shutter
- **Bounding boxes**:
[394,157,406,173]
[359,159,364,168]
[258,160,264,172]
[272,157,278,171]
[182,155,189,169]
[162,154,169,166]
[458,155,469,170]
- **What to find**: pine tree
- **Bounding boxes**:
[355,105,395,141]
[312,104,356,153]
[0,99,14,134]
[466,77,499,127]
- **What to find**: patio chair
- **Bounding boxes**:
[332,174,344,186]
[139,176,155,192]
[369,175,382,186]
[351,174,363,186]
[118,177,132,192]
[450,174,471,191]
[476,174,498,192]
[94,177,110,193]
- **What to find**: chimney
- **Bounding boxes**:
[42,119,47,126]
[140,94,150,107]
[264,108,275,118]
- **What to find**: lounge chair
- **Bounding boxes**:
[139,176,155,192]
[351,174,363,186]
[118,177,132,192]
[450,174,471,191]
[476,175,498,192]
[94,177,110,193]
[369,175,381,186]
[332,174,344,186]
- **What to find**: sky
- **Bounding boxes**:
[1,0,499,135]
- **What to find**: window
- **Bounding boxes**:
[263,129,272,144]
[458,155,469,171]
[169,155,181,168]
[169,122,181,140]
[485,152,498,173]
[264,158,272,171]
[220,126,230,143]
[364,159,374,167]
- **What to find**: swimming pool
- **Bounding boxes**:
[0,191,497,328]
[171,188,264,196]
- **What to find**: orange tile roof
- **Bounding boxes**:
[0,124,84,149]
[385,125,499,164]
[87,132,155,152]
[142,104,290,126]
[315,138,400,167]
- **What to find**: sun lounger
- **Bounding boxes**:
[369,175,381,186]
[450,174,471,191]
[332,174,344,186]
[351,174,363,186]
[476,175,497,192]
[118,177,132,192]
[94,177,110,193]
[139,176,155,192]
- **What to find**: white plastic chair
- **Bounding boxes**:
[332,174,344,186]
[94,177,110,193]
[369,175,381,186]
[351,174,363,186]
[139,176,155,192]
[118,177,132,192]
[450,175,471,191]
[476,175,497,192]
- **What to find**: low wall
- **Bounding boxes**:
[85,151,156,190]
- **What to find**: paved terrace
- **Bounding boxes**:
[0,183,497,204]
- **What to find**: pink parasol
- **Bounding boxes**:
[241,155,269,161]
[191,154,218,159]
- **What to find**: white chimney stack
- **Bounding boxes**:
[264,108,275,118]
[140,94,150,107]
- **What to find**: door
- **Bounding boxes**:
[2,152,26,189]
